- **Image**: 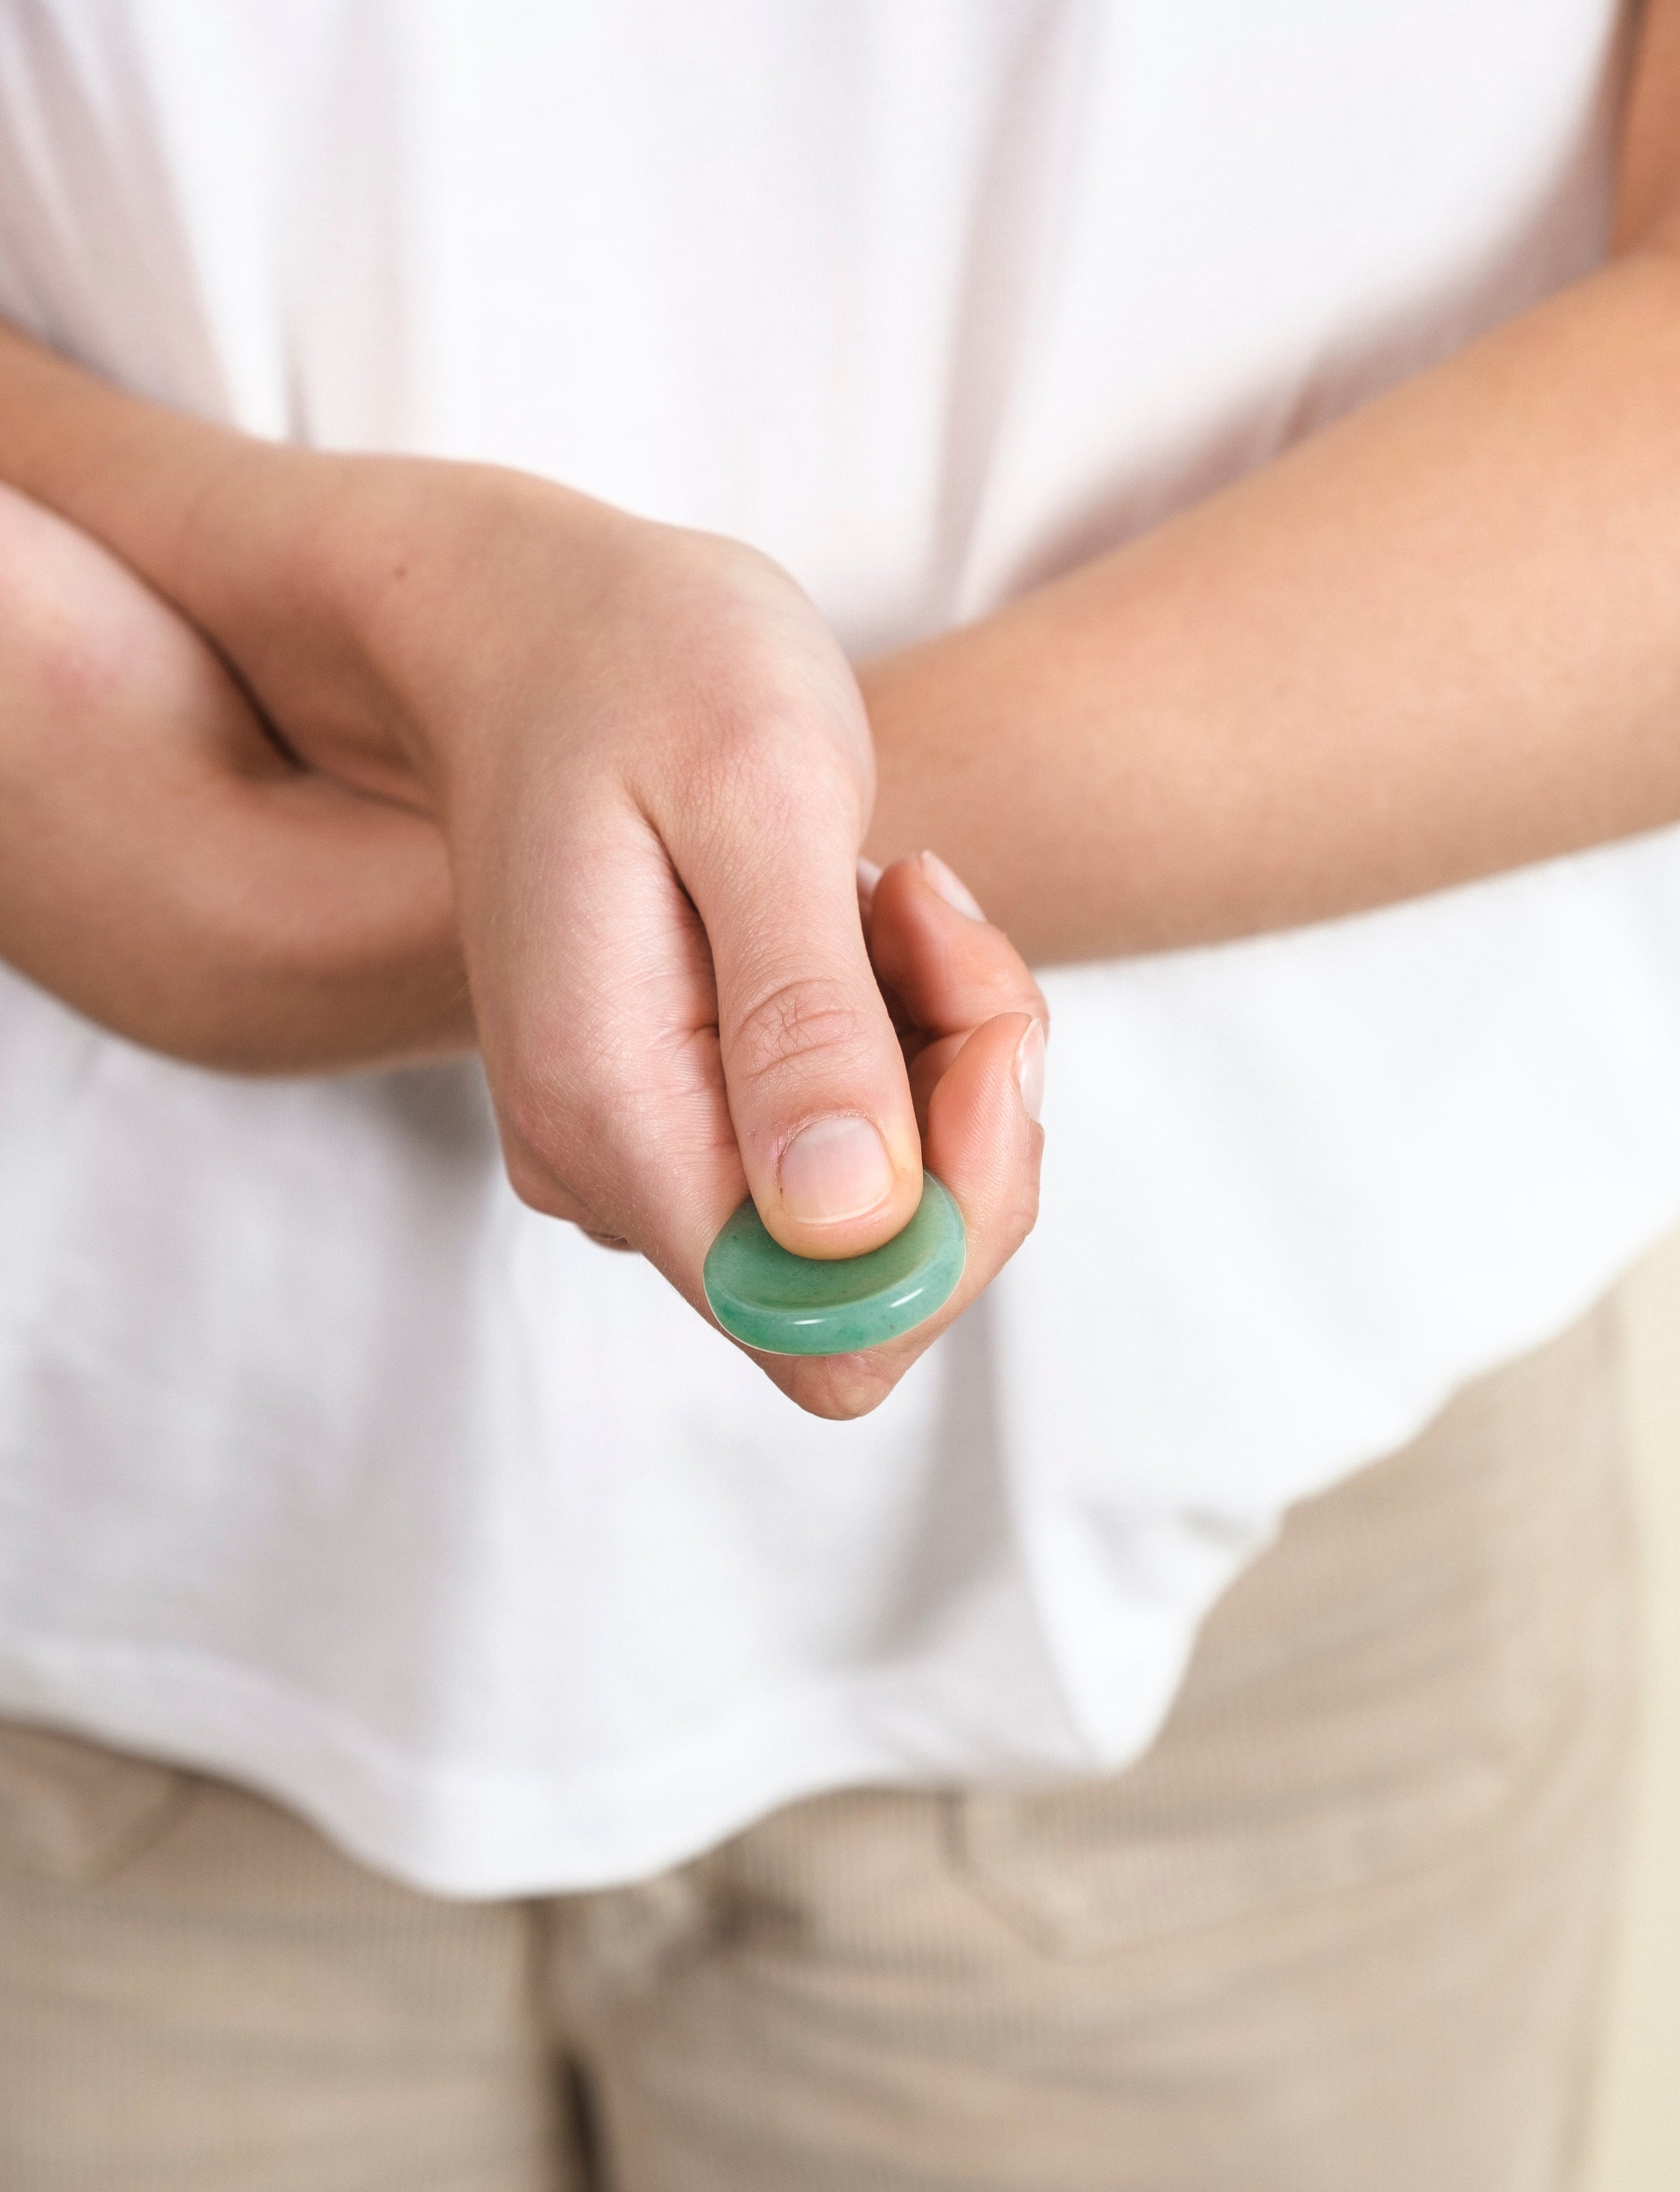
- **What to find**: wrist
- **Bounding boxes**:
[295,458,639,810]
[202,444,445,806]
[0,324,437,808]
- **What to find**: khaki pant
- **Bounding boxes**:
[0,1302,1637,2191]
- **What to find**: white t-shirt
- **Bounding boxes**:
[3,0,1678,1895]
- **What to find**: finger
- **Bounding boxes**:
[905,1028,969,1134]
[923,1010,1044,1239]
[868,851,1047,1046]
[767,1008,1044,1418]
[676,755,923,1260]
[497,1167,626,1243]
[468,803,748,1295]
[856,855,882,932]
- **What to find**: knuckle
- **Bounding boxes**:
[496,1064,592,1216]
[668,699,861,844]
[501,1142,574,1219]
[1013,1176,1042,1242]
[497,1074,565,1181]
[726,972,876,1095]
[1001,1164,1042,1253]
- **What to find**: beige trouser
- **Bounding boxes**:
[0,1300,1638,2191]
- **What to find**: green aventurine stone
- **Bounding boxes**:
[704,1174,966,1356]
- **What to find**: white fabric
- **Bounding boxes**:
[3,0,1677,1894]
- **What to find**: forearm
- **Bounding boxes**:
[0,325,414,796]
[0,323,632,812]
[0,773,474,1077]
[863,242,1680,966]
[16,230,1680,994]
[0,472,471,1075]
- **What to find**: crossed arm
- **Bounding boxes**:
[4,1,1680,1414]
[866,1,1680,961]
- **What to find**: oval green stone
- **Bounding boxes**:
[704,1174,966,1356]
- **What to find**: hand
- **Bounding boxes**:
[0,480,469,1072]
[0,313,1046,1417]
[812,848,1045,1418]
[176,454,1045,1413]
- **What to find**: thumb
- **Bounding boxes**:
[682,785,922,1260]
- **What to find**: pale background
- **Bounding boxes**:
[1585,1229,1680,2190]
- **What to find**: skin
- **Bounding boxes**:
[4,1,1680,1416]
[0,452,1046,1421]
[861,4,1680,958]
[0,482,471,1070]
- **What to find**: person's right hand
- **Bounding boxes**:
[174,454,1046,1414]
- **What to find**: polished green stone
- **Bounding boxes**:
[704,1174,966,1356]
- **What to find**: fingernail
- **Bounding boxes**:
[779,1115,896,1225]
[856,857,883,897]
[1014,1020,1046,1125]
[919,849,986,921]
